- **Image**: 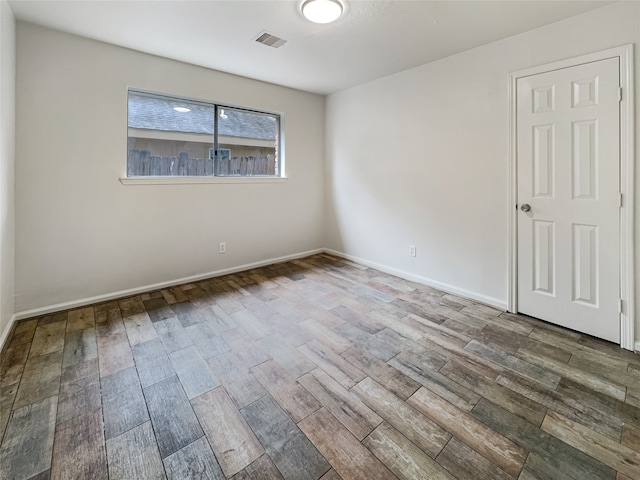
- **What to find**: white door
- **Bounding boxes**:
[517,58,620,343]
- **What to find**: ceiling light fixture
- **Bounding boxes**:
[173,106,190,113]
[301,0,343,24]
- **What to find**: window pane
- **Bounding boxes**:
[127,92,215,176]
[216,108,279,176]
[127,90,281,177]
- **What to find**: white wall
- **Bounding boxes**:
[15,23,325,313]
[0,0,16,344]
[325,2,640,341]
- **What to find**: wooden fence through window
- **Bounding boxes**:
[127,150,277,177]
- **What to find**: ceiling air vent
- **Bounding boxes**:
[254,31,287,49]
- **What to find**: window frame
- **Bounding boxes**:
[122,88,286,184]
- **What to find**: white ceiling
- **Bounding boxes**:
[8,0,613,94]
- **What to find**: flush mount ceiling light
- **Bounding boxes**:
[301,0,343,24]
[173,106,190,113]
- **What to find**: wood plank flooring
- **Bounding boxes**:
[0,253,639,479]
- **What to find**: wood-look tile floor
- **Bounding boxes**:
[1,254,639,480]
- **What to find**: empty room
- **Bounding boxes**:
[0,0,639,479]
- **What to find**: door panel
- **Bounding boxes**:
[572,223,598,306]
[572,119,597,199]
[532,124,554,198]
[517,58,620,343]
[532,219,555,296]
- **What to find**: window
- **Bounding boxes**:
[127,90,282,178]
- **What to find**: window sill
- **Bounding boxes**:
[120,176,288,185]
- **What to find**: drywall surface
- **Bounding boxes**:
[15,23,325,312]
[0,0,16,342]
[325,2,640,340]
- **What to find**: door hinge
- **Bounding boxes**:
[618,299,623,314]
[618,87,622,102]
[619,193,623,207]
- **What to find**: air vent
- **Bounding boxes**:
[254,31,287,49]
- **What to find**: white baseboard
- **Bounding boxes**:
[10,247,636,352]
[13,248,324,321]
[0,314,17,352]
[324,249,508,311]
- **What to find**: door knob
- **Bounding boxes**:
[520,203,531,212]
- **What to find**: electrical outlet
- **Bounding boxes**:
[409,245,416,257]
[219,242,226,254]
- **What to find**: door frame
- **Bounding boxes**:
[508,44,635,350]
